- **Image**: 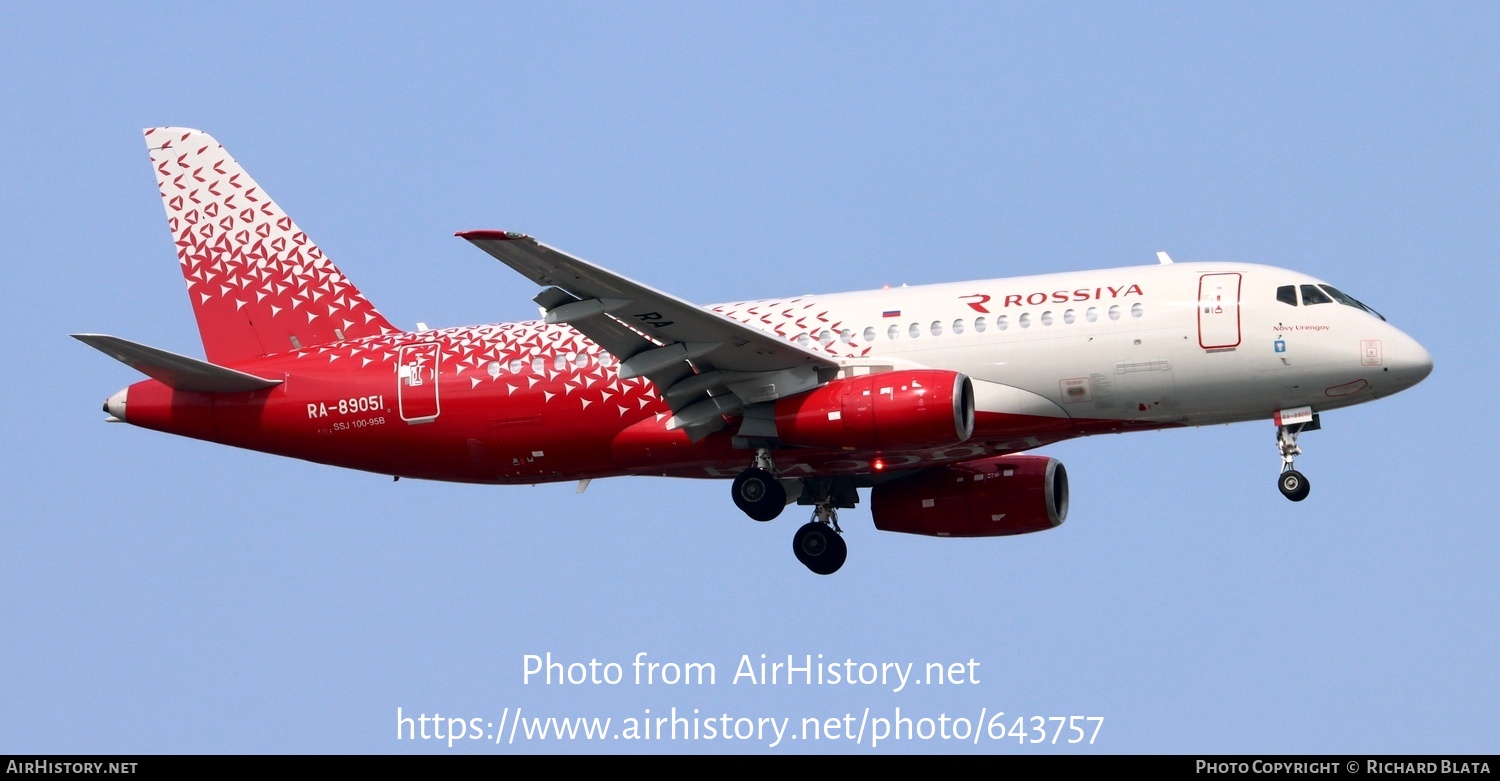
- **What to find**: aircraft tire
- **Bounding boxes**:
[732,468,785,522]
[793,522,846,575]
[1278,470,1311,502]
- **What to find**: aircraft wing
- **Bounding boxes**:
[458,230,839,440]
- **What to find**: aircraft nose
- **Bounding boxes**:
[1386,330,1433,388]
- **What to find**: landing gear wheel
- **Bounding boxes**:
[732,468,785,522]
[792,522,847,575]
[1275,420,1314,502]
[1278,469,1311,502]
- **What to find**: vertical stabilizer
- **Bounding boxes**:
[145,127,398,364]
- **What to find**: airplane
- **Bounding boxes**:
[75,128,1434,575]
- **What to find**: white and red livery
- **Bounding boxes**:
[76,129,1433,574]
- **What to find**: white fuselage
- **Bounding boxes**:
[712,261,1430,433]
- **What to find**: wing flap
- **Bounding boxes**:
[531,286,662,364]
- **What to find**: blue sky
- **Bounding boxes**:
[2,2,1495,753]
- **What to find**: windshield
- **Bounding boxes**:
[1318,285,1385,321]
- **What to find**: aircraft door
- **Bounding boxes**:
[1198,273,1242,349]
[397,343,441,423]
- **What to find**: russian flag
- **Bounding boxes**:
[882,309,901,318]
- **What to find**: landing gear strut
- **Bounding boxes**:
[1276,422,1312,502]
[731,447,786,522]
[791,481,849,575]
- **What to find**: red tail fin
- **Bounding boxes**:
[145,127,398,364]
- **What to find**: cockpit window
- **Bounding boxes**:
[1318,285,1386,321]
[1276,285,1298,306]
[1300,284,1332,305]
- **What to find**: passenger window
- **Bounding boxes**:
[839,329,853,344]
[908,323,921,339]
[1277,285,1298,306]
[554,354,568,370]
[508,359,524,374]
[887,324,900,340]
[574,353,588,369]
[1301,285,1332,305]
[930,321,943,337]
[1131,303,1144,318]
[598,353,614,368]
[1063,309,1076,324]
[863,326,876,342]
[974,316,988,333]
[1019,313,1032,329]
[797,333,811,347]
[1086,307,1099,322]
[532,356,546,373]
[996,315,1009,331]
[819,330,835,346]
[951,318,965,335]
[1108,305,1121,320]
[1040,311,1053,326]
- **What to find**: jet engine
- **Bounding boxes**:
[772,370,974,451]
[870,455,1068,537]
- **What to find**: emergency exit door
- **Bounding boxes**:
[1197,273,1242,349]
[397,343,441,423]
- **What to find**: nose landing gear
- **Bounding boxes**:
[1276,419,1313,502]
[1278,468,1310,502]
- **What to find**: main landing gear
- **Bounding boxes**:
[793,502,847,576]
[1276,421,1312,502]
[731,448,786,522]
[730,449,850,575]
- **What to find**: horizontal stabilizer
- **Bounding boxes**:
[72,334,283,393]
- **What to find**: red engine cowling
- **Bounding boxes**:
[773,370,975,451]
[870,455,1068,537]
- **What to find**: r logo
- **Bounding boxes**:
[960,294,991,314]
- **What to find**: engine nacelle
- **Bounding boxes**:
[870,455,1068,537]
[773,370,975,451]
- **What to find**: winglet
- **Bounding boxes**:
[72,334,282,393]
[1156,251,1174,265]
[456,230,528,241]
